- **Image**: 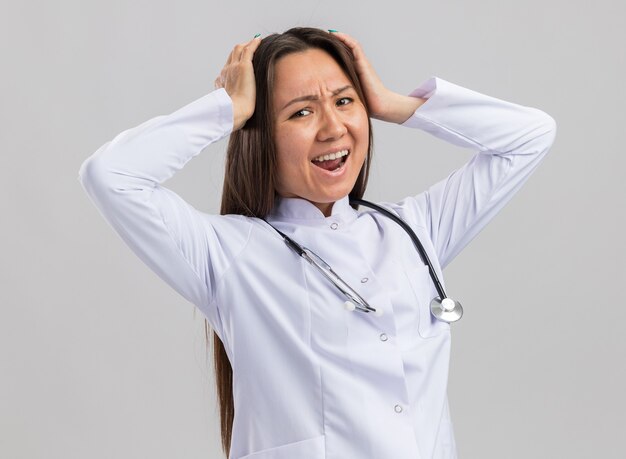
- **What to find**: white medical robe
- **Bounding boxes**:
[78,76,557,459]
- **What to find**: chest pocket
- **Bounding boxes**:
[238,434,325,459]
[405,264,450,338]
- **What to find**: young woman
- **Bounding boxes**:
[78,27,556,459]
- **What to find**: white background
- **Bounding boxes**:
[1,0,624,457]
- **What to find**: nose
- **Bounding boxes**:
[316,107,347,142]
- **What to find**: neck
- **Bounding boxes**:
[311,200,334,217]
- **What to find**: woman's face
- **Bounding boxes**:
[272,48,369,216]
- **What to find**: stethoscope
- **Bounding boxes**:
[262,198,463,323]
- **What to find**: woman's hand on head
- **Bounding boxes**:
[329,31,426,124]
[214,36,262,131]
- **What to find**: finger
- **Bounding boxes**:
[227,42,247,64]
[225,44,241,65]
[214,74,223,89]
[240,36,262,62]
[334,34,362,56]
[225,48,236,65]
[230,44,245,63]
[234,36,261,62]
[329,32,366,60]
[241,37,261,61]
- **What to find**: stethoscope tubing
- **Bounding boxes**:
[261,221,377,313]
[261,198,462,322]
[349,198,447,301]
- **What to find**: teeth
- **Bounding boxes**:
[312,149,349,162]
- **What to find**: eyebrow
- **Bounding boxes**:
[280,85,354,112]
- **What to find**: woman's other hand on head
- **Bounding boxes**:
[215,35,263,131]
[329,31,426,124]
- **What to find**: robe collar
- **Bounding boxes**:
[266,194,358,225]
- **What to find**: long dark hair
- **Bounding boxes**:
[205,27,375,457]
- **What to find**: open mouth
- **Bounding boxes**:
[311,149,350,172]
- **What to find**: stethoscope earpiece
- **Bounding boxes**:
[430,297,463,323]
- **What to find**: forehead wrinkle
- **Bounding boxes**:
[278,84,354,112]
[272,49,353,113]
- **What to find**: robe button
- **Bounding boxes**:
[330,222,339,230]
[394,404,403,413]
[379,333,388,342]
[361,277,369,283]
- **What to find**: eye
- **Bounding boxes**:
[337,97,353,106]
[291,108,312,118]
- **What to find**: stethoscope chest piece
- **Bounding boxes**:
[430,297,463,323]
[262,198,466,324]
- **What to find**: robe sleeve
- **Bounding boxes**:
[395,76,557,269]
[77,88,252,332]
